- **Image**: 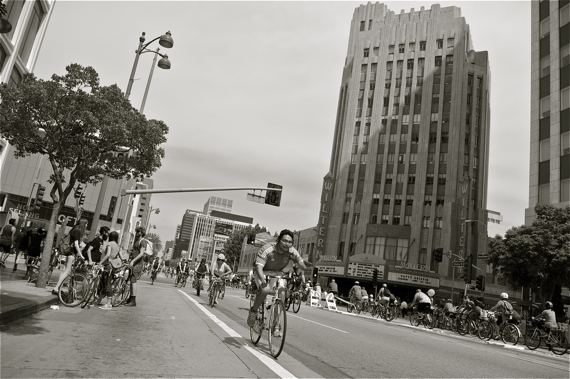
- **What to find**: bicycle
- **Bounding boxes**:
[81,264,104,309]
[525,318,569,355]
[110,264,132,307]
[151,268,158,284]
[177,272,188,288]
[209,277,225,308]
[409,306,434,329]
[58,256,88,307]
[194,274,205,296]
[347,297,362,314]
[250,274,287,358]
[285,287,303,314]
[478,312,522,345]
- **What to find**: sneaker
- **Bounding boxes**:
[273,325,282,338]
[247,309,257,327]
[51,289,59,295]
[125,299,136,307]
[99,304,112,310]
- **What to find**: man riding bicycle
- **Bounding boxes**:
[150,256,160,284]
[194,258,209,290]
[285,263,305,298]
[410,288,434,317]
[348,281,362,307]
[209,253,232,304]
[247,229,307,327]
[176,258,190,287]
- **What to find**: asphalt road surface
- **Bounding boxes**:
[1,273,568,378]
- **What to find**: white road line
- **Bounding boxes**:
[230,295,349,334]
[179,290,297,379]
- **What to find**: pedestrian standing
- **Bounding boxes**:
[125,226,150,307]
[13,226,30,272]
[25,227,46,280]
[0,218,17,268]
[99,231,121,309]
[52,219,88,295]
[400,299,408,317]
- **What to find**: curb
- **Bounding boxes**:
[0,296,60,326]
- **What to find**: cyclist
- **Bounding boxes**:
[533,301,558,340]
[489,292,520,338]
[285,264,305,299]
[410,289,433,318]
[176,258,191,287]
[194,258,209,291]
[210,253,232,304]
[377,283,390,304]
[326,279,338,297]
[361,286,369,309]
[348,281,362,308]
[247,229,307,328]
[150,256,161,284]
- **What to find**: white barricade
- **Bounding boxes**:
[325,292,337,311]
[309,290,321,307]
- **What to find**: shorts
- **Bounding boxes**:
[130,263,143,283]
[417,303,431,313]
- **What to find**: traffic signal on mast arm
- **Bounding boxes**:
[312,267,319,284]
[476,275,485,291]
[463,254,473,283]
[79,194,86,207]
[34,185,46,210]
[433,248,443,262]
[74,184,83,199]
[108,196,117,216]
[264,183,283,207]
[372,268,378,285]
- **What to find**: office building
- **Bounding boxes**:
[525,0,570,224]
[314,3,506,301]
[203,196,233,215]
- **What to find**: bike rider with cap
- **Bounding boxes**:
[348,281,363,307]
[210,253,232,304]
[247,229,307,328]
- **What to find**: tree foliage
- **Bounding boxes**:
[0,64,169,287]
[487,204,570,304]
[221,223,268,269]
[145,233,163,256]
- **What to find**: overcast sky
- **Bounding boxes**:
[34,0,531,245]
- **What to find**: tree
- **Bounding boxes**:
[221,224,267,269]
[145,232,163,256]
[487,204,570,305]
[0,64,168,288]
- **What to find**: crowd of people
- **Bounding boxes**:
[0,218,49,278]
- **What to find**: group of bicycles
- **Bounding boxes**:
[410,306,568,355]
[346,297,400,322]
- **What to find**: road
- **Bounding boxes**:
[1,273,568,378]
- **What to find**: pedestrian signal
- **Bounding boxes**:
[74,184,83,199]
[264,183,283,207]
[433,248,443,262]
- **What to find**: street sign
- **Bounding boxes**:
[477,254,488,260]
[452,261,463,267]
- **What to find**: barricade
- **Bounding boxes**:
[309,290,321,307]
[324,292,337,311]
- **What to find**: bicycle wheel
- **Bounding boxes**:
[468,320,479,336]
[292,293,301,314]
[385,306,396,322]
[267,299,287,358]
[219,286,224,299]
[110,277,125,307]
[549,330,569,355]
[478,320,494,341]
[285,294,292,311]
[209,284,217,307]
[250,306,263,345]
[457,319,469,335]
[410,311,421,327]
[59,273,87,307]
[424,313,434,329]
[28,267,39,283]
[524,327,542,350]
[347,303,354,313]
[196,279,201,296]
[81,277,96,309]
[245,288,250,299]
[501,324,520,345]
[355,302,362,315]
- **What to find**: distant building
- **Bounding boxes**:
[203,196,233,215]
[525,0,570,224]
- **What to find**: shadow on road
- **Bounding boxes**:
[0,315,50,336]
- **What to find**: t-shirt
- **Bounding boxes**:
[413,291,432,305]
[538,309,557,328]
[87,237,104,262]
[349,285,362,299]
[130,238,149,265]
[361,289,368,298]
[255,242,303,272]
[196,263,209,275]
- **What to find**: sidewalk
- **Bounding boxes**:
[0,255,60,325]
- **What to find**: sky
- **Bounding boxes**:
[34,0,531,246]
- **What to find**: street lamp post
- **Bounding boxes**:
[146,206,160,234]
[91,31,173,241]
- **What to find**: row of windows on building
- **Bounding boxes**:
[0,0,46,88]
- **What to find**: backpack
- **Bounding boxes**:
[384,288,391,296]
[141,238,153,255]
[502,300,513,315]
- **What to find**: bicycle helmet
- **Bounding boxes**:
[500,292,508,300]
[354,281,359,285]
[427,289,435,297]
[217,254,226,261]
[544,301,553,309]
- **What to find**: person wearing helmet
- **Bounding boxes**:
[193,257,210,294]
[377,283,391,305]
[490,292,519,337]
[348,281,363,309]
[247,229,307,329]
[410,289,432,317]
[210,253,232,304]
[534,301,557,336]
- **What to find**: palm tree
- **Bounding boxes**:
[145,233,163,256]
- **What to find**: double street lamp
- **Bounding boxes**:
[145,206,160,234]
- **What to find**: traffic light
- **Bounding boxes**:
[476,275,485,291]
[79,194,86,207]
[372,268,378,285]
[264,183,283,207]
[108,196,117,216]
[433,248,443,262]
[34,185,46,210]
[246,233,256,244]
[312,267,319,284]
[463,254,473,283]
[74,184,83,199]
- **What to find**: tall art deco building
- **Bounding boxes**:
[314,3,494,300]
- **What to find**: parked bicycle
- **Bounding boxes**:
[249,275,287,358]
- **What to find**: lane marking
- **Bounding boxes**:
[179,290,297,379]
[229,295,348,334]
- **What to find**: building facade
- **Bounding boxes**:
[314,3,502,302]
[525,0,570,224]
[203,196,233,216]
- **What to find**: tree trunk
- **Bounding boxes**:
[36,201,62,288]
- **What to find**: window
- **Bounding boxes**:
[384,238,398,260]
[447,38,454,48]
[369,19,373,30]
[541,96,551,118]
[419,41,426,51]
[353,213,360,224]
[562,87,570,111]
[364,48,370,57]
[428,152,435,163]
[562,45,570,68]
[408,175,416,185]
[8,66,22,88]
[360,21,365,31]
[539,183,549,204]
[388,45,394,54]
[4,0,25,40]
[473,156,478,169]
[436,196,445,206]
[373,47,379,56]
[400,133,408,143]
[422,217,430,228]
[417,77,423,86]
[424,195,432,206]
[441,132,449,144]
[562,132,570,156]
[373,193,380,204]
[440,152,447,163]
[435,217,443,229]
[468,74,473,86]
[383,194,391,205]
[466,113,471,125]
[385,174,393,184]
[388,154,395,163]
[430,113,439,122]
[561,3,570,27]
[394,194,402,205]
[541,55,551,77]
[435,56,442,66]
[409,42,415,52]
[389,134,397,143]
[540,138,550,161]
[399,44,405,53]
[0,43,6,72]
[409,153,417,163]
[354,122,361,135]
[364,122,371,135]
[381,215,389,224]
[379,134,386,143]
[540,17,550,38]
[438,174,446,185]
[426,174,434,185]
[18,0,45,65]
[413,113,421,122]
[393,215,401,225]
[371,214,378,224]
[562,179,570,202]
[436,39,443,49]
[406,196,413,206]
